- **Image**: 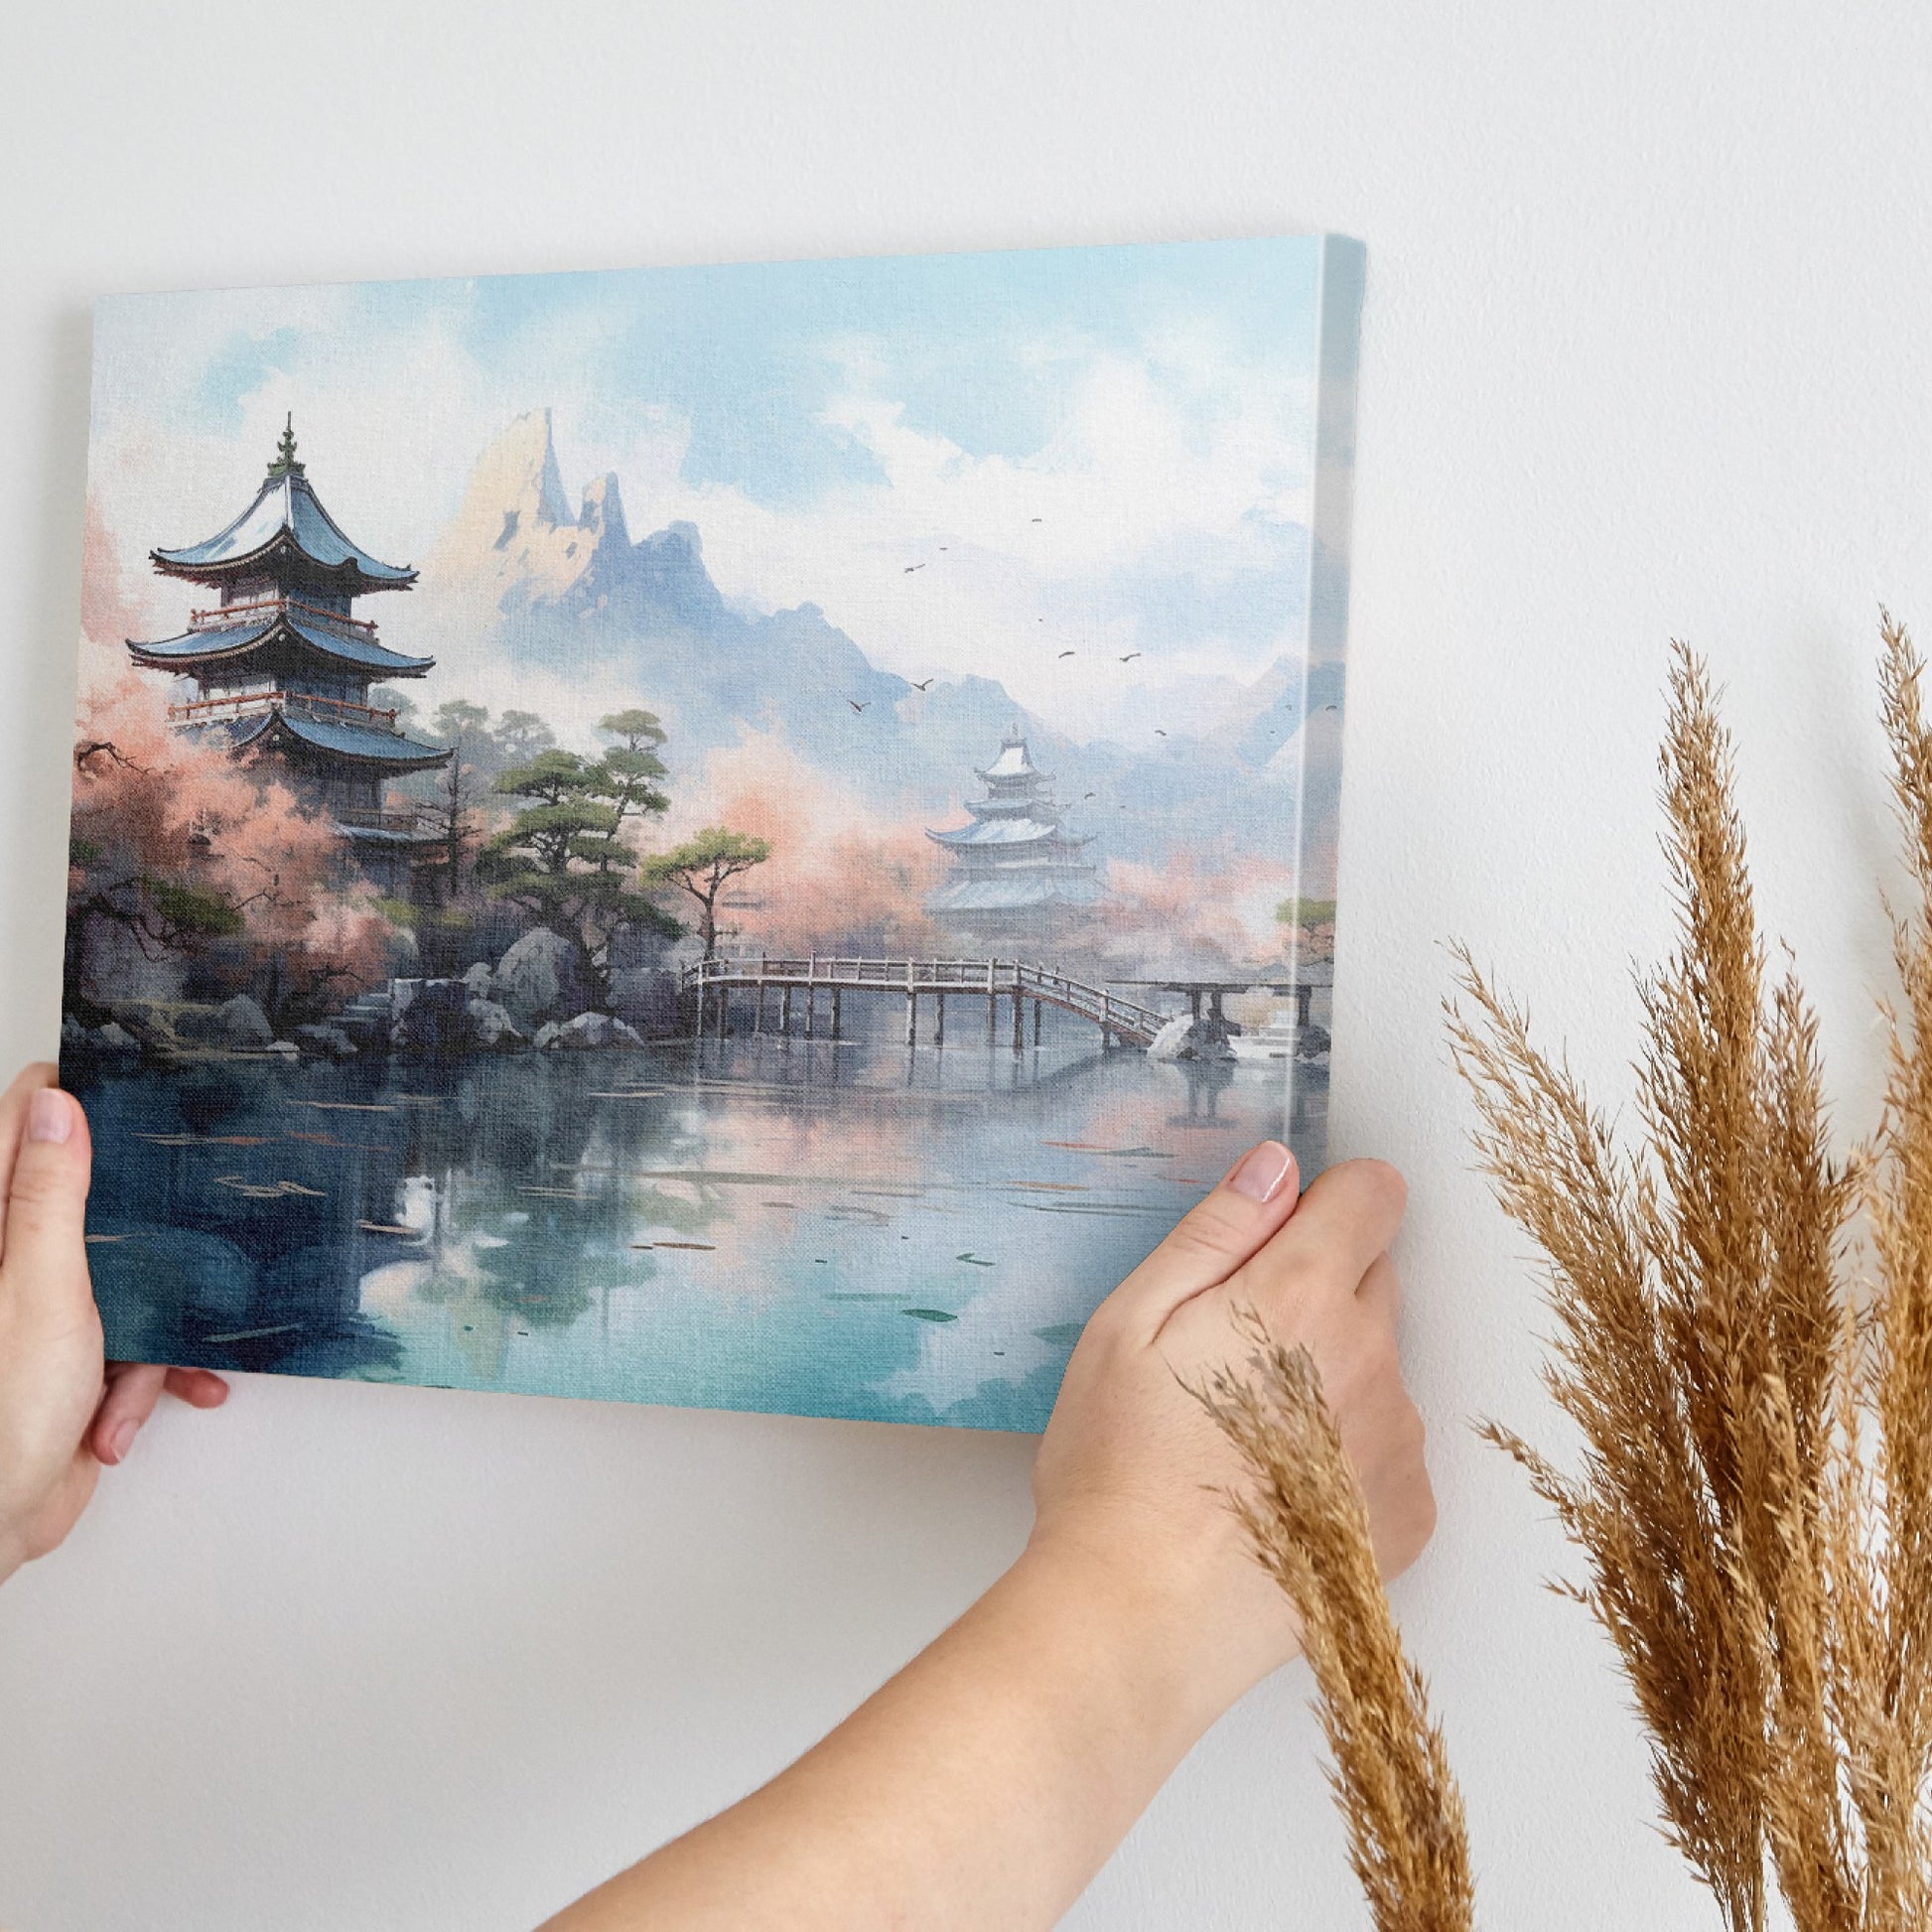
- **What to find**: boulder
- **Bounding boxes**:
[493,928,591,1030]
[542,1011,644,1050]
[1295,1023,1332,1063]
[1146,1014,1236,1063]
[465,998,525,1050]
[61,1013,87,1049]
[94,1021,140,1054]
[462,961,495,998]
[389,979,471,1056]
[610,966,683,1037]
[210,995,274,1049]
[292,1023,358,1059]
[532,1021,561,1050]
[264,1039,301,1062]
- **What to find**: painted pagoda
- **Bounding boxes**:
[127,419,450,897]
[925,727,1101,940]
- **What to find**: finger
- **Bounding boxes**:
[1107,1141,1300,1335]
[2,1084,95,1328]
[92,1362,168,1465]
[163,1366,230,1410]
[1355,1252,1402,1320]
[1238,1159,1407,1309]
[0,1063,60,1258]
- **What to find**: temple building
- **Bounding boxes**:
[925,728,1102,942]
[127,419,451,897]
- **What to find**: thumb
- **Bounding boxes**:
[1104,1141,1301,1337]
[2,1083,95,1326]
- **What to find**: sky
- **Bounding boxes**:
[85,237,1332,735]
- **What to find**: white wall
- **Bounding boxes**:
[2,4,1927,1924]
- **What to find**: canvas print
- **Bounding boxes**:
[60,236,1363,1431]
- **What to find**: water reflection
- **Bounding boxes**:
[73,1031,1324,1431]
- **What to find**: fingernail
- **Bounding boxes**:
[107,1418,138,1463]
[27,1089,72,1145]
[1229,1141,1294,1203]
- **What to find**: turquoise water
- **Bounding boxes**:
[71,1032,1323,1432]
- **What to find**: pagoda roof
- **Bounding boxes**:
[927,815,1089,849]
[928,874,1103,911]
[979,736,1047,782]
[128,611,434,677]
[151,431,415,593]
[223,706,450,771]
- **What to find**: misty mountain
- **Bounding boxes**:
[418,409,1333,874]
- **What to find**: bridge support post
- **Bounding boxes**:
[832,988,842,1039]
[905,989,916,1046]
[935,991,946,1046]
[716,984,729,1041]
[1012,988,1025,1052]
[1034,999,1042,1046]
[805,987,815,1040]
[986,961,998,1045]
[1296,983,1311,1028]
[780,985,793,1036]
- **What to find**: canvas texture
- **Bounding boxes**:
[59,236,1363,1431]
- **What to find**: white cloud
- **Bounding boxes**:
[85,281,1319,742]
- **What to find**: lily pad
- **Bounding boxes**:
[902,1307,959,1323]
[1033,1322,1087,1347]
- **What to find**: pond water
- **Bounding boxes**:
[70,1024,1326,1432]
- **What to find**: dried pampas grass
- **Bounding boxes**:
[1199,1313,1475,1932]
[1447,618,1932,1930]
[1208,617,1932,1931]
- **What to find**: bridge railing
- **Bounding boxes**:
[682,954,1172,1038]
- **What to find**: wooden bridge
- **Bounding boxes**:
[683,955,1173,1050]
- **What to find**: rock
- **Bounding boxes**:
[130,1001,211,1050]
[292,1023,358,1059]
[264,1039,301,1062]
[542,1011,644,1050]
[94,1021,140,1054]
[211,995,274,1049]
[465,998,525,1049]
[462,961,495,997]
[61,1013,87,1048]
[493,928,592,1029]
[532,1021,562,1050]
[388,979,471,1055]
[1295,1023,1332,1062]
[609,966,683,1037]
[1146,1014,1235,1063]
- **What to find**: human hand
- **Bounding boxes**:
[0,1063,227,1584]
[1027,1144,1434,1725]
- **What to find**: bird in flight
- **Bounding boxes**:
[911,678,935,692]
[1057,649,1076,659]
[848,699,870,713]
[1030,516,1042,523]
[1082,790,1097,800]
[1321,702,1338,712]
[903,562,926,573]
[1154,728,1169,738]
[1119,652,1142,662]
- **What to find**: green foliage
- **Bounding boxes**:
[148,879,244,939]
[373,896,421,929]
[639,826,772,956]
[1276,897,1338,927]
[477,720,679,999]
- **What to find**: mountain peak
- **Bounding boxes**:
[580,471,628,547]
